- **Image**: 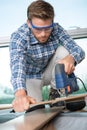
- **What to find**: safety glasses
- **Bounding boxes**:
[30,21,54,33]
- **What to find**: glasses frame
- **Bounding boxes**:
[30,21,54,33]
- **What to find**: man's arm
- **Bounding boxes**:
[10,33,36,112]
[58,24,85,64]
[56,24,85,74]
[10,33,27,93]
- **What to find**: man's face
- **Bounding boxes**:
[27,18,53,43]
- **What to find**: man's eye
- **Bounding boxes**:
[36,28,41,31]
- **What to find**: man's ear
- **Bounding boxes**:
[27,19,31,28]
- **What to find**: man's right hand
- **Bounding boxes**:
[12,89,36,112]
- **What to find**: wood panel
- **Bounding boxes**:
[0,93,87,110]
[0,107,63,130]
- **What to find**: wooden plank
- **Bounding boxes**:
[0,104,12,110]
[0,93,87,110]
[0,107,63,130]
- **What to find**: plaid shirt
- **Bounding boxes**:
[10,23,85,92]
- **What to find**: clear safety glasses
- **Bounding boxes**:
[30,21,54,33]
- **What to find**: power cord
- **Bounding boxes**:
[76,77,87,92]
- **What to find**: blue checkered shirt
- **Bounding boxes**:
[10,23,85,92]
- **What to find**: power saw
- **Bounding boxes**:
[42,63,86,111]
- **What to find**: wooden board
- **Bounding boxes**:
[0,104,12,110]
[0,107,63,130]
[0,93,87,110]
[0,93,87,130]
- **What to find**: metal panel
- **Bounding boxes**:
[67,28,87,39]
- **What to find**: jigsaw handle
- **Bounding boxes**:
[55,64,69,89]
[55,64,79,94]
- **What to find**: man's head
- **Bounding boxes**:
[27,0,54,21]
[27,0,55,43]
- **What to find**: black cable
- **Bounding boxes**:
[76,77,87,92]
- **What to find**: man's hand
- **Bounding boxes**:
[12,89,36,112]
[58,54,75,74]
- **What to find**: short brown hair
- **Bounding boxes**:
[27,0,54,21]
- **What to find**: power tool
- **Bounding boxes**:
[42,63,79,100]
[54,63,79,96]
[42,63,86,111]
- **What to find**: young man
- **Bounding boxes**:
[10,0,85,112]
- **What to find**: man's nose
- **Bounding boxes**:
[40,30,46,36]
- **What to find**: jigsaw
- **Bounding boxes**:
[42,63,86,111]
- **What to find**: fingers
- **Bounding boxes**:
[12,96,36,112]
[58,60,75,74]
[58,55,75,74]
[64,63,75,74]
[28,96,36,104]
[12,96,29,112]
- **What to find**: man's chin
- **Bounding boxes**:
[40,41,47,44]
[39,39,48,43]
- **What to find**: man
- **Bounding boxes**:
[10,0,85,112]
